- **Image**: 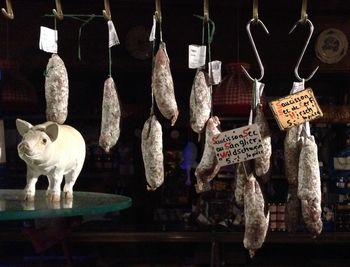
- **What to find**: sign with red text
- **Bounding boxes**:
[269,88,323,130]
[212,124,264,167]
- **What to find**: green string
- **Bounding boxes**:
[77,15,97,61]
[108,46,112,78]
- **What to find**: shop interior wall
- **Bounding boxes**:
[0,0,349,227]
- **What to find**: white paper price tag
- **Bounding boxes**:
[108,20,120,47]
[149,15,156,41]
[254,81,265,107]
[208,60,222,85]
[290,81,305,94]
[39,26,58,53]
[188,45,206,69]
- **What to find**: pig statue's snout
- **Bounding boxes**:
[18,141,30,154]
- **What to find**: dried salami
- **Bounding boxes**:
[45,54,69,124]
[285,185,301,233]
[298,133,322,236]
[99,77,121,153]
[141,115,164,191]
[284,125,302,186]
[152,42,179,126]
[243,174,269,258]
[234,161,252,207]
[254,104,271,177]
[195,116,221,183]
[189,70,211,133]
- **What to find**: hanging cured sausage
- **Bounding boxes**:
[195,116,221,183]
[298,132,322,236]
[152,42,179,126]
[285,185,301,233]
[190,70,211,134]
[243,174,269,258]
[45,54,69,124]
[234,161,252,208]
[284,125,302,186]
[254,104,271,178]
[141,115,164,191]
[99,77,121,153]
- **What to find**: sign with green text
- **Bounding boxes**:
[269,88,323,130]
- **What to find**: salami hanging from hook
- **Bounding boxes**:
[45,54,69,124]
[152,42,179,126]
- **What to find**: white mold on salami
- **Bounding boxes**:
[152,42,179,126]
[195,116,221,184]
[234,161,252,207]
[298,133,322,236]
[141,115,164,191]
[45,54,69,124]
[243,174,269,258]
[190,70,211,134]
[254,104,271,177]
[99,77,121,153]
[285,185,301,233]
[284,125,302,186]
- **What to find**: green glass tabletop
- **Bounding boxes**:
[0,189,132,221]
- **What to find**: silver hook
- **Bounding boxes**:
[53,0,63,20]
[2,0,14,19]
[289,19,319,82]
[241,18,269,82]
[102,0,111,21]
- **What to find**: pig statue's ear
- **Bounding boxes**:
[45,123,59,142]
[16,119,33,136]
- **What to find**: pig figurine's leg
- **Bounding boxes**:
[63,170,80,199]
[47,172,64,202]
[24,168,39,201]
[46,174,54,197]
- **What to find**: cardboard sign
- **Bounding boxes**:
[212,124,264,167]
[269,88,323,130]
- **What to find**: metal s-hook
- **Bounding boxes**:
[289,19,319,82]
[241,18,270,82]
[2,0,14,20]
[53,0,63,20]
[103,0,111,21]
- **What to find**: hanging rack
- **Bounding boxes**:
[241,0,269,82]
[53,0,63,20]
[102,0,111,21]
[2,0,14,20]
[289,0,319,82]
[155,0,161,23]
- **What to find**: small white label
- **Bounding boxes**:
[39,26,58,53]
[108,20,120,47]
[149,15,156,41]
[208,60,221,85]
[254,81,265,107]
[188,44,206,69]
[290,81,305,94]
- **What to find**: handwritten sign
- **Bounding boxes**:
[269,88,323,130]
[212,124,264,167]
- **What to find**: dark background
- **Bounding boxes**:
[0,0,350,266]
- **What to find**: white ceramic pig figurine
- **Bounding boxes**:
[16,119,86,202]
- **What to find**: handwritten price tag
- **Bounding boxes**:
[212,124,264,167]
[269,88,323,130]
